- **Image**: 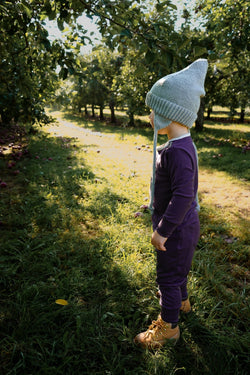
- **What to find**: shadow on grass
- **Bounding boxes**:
[177,312,249,375]
[0,131,154,374]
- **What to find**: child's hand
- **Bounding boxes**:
[151,231,167,251]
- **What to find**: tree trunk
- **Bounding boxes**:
[0,110,12,125]
[206,106,212,120]
[109,102,116,123]
[99,106,104,120]
[84,105,88,115]
[128,111,135,126]
[195,97,205,132]
[240,108,245,122]
[91,104,95,117]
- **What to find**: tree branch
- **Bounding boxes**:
[77,0,166,49]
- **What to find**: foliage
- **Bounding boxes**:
[115,50,153,126]
[196,0,250,118]
[1,0,249,129]
[0,0,79,126]
[63,48,122,120]
[92,47,123,123]
[0,0,209,127]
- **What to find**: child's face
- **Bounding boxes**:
[149,110,169,135]
[149,111,155,128]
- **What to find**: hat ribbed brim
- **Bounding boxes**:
[146,92,197,128]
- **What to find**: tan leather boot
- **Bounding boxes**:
[134,316,180,349]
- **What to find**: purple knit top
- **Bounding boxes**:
[152,135,198,238]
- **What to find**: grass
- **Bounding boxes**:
[0,109,249,375]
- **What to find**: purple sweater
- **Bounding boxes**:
[152,135,198,238]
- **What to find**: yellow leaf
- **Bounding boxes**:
[55,299,68,306]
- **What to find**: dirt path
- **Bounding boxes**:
[46,113,249,234]
[46,112,153,179]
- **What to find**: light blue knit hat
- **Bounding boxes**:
[146,58,208,211]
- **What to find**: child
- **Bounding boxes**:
[134,59,208,349]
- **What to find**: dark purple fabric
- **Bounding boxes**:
[152,136,200,323]
[152,136,198,237]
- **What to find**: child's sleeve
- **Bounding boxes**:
[156,148,196,238]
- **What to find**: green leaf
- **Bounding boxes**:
[193,46,207,57]
[41,38,51,51]
[208,50,218,61]
[39,13,47,21]
[57,18,64,32]
[68,67,75,75]
[48,10,57,21]
[19,2,32,18]
[158,1,177,10]
[145,50,156,64]
[59,68,68,80]
[168,3,177,10]
[120,29,133,38]
[161,50,173,68]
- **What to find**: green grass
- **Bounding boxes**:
[0,111,249,375]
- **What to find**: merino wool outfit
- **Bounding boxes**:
[152,134,200,324]
[144,59,208,325]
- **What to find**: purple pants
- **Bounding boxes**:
[156,209,200,323]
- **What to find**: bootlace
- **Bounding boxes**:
[144,319,164,338]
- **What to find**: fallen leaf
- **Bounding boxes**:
[55,299,68,306]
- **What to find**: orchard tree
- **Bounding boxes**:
[0,1,55,125]
[115,49,154,126]
[91,46,123,123]
[74,53,108,119]
[70,76,89,114]
[52,80,72,110]
[68,48,122,123]
[0,0,80,126]
[87,77,107,119]
[196,0,249,121]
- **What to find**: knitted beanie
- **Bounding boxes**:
[146,58,208,211]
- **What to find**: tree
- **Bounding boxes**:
[92,47,123,123]
[196,0,250,121]
[70,53,108,119]
[0,1,53,124]
[115,50,153,126]
[0,0,78,126]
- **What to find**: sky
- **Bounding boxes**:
[45,15,100,53]
[45,0,199,53]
